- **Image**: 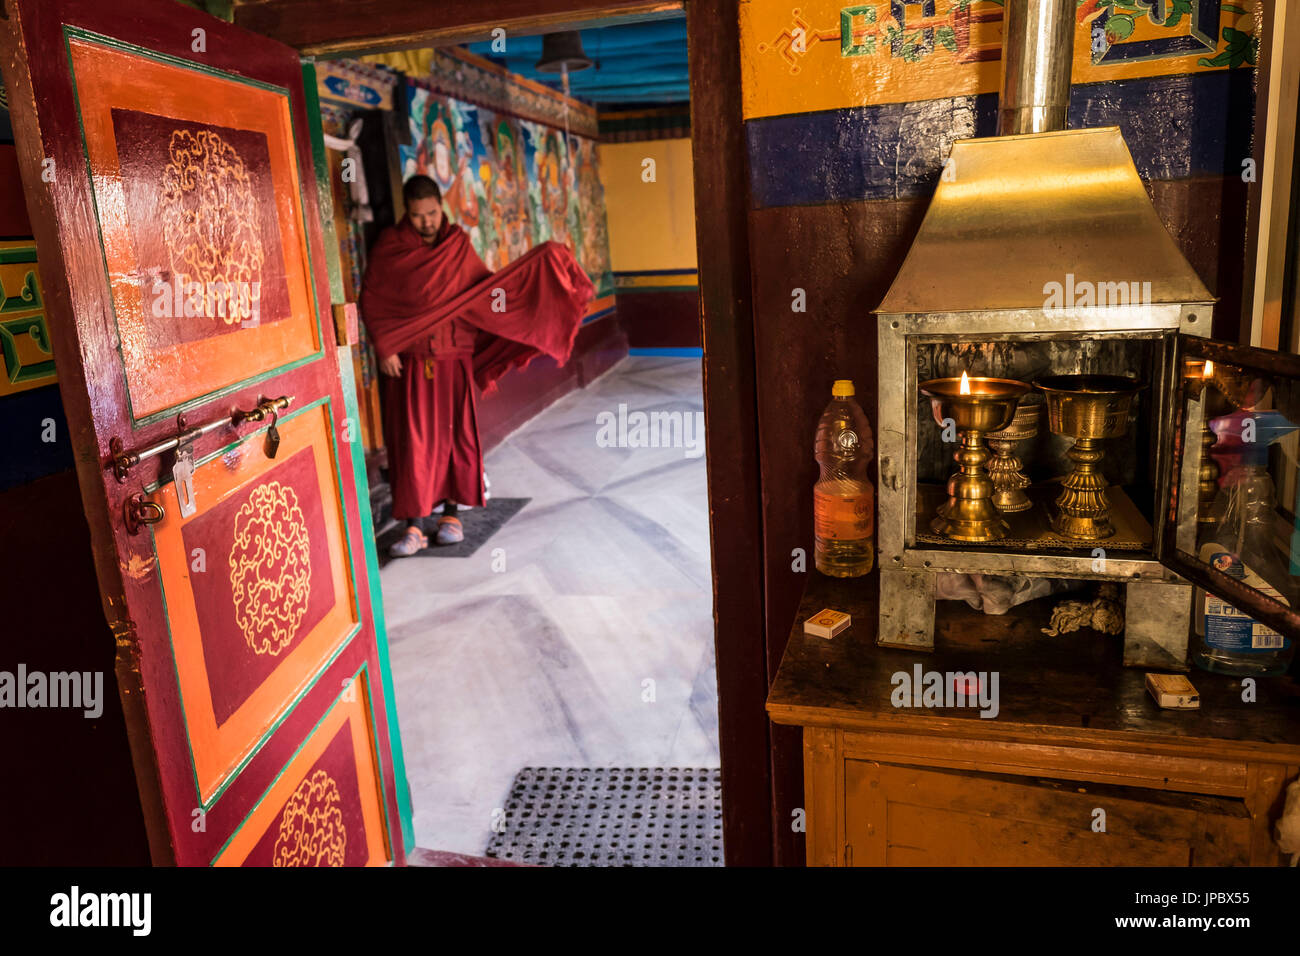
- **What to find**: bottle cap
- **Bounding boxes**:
[1210,408,1298,473]
[832,379,855,397]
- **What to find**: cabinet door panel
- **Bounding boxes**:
[845,760,1251,866]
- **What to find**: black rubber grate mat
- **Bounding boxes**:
[377,497,529,564]
[485,767,723,867]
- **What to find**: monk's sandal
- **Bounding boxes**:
[435,516,464,545]
[389,525,428,557]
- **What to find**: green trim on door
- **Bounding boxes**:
[301,59,347,308]
[336,347,415,854]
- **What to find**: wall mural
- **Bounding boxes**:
[0,83,55,400]
[741,0,1261,118]
[0,88,68,495]
[400,83,614,300]
[0,242,53,398]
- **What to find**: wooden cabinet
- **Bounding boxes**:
[769,573,1300,867]
[832,738,1254,866]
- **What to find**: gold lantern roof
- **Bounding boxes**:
[876,126,1215,315]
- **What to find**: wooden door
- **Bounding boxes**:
[0,0,409,865]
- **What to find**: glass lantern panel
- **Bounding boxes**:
[1167,338,1300,646]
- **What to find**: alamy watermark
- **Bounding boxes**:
[146,270,262,326]
[1043,272,1153,320]
[50,886,150,936]
[595,403,705,459]
[891,664,999,719]
[0,665,103,718]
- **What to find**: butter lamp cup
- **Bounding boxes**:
[1035,374,1143,541]
[987,402,1040,513]
[920,377,1030,542]
[1183,359,1228,524]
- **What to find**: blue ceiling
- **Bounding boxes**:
[464,16,689,107]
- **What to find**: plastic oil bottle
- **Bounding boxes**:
[814,380,875,577]
[1192,408,1297,676]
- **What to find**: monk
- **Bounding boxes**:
[360,174,594,556]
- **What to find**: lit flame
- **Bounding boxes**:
[1203,359,1214,378]
[959,371,971,395]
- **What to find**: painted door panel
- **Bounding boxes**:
[65,34,324,424]
[0,0,407,864]
[147,399,360,807]
[213,666,391,867]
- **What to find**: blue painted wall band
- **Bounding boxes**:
[614,268,700,277]
[629,347,703,357]
[745,69,1255,209]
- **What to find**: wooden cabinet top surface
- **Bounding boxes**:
[766,571,1300,764]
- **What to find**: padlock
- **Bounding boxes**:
[265,408,281,459]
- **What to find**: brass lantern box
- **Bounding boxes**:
[875,126,1248,670]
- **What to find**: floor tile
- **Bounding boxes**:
[379,356,719,854]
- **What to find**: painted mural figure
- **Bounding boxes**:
[401,86,612,299]
[491,121,531,266]
[359,175,595,557]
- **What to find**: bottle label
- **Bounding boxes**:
[1201,551,1290,652]
[815,486,873,542]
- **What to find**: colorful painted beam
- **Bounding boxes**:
[739,0,1261,120]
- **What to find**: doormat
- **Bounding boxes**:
[484,767,723,867]
[377,497,529,565]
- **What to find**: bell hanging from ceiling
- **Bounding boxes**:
[535,31,593,73]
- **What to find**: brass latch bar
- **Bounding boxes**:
[110,395,293,484]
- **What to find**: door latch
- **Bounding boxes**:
[123,493,165,535]
[110,395,293,517]
[172,443,197,518]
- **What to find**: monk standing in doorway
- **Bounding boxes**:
[360,174,594,557]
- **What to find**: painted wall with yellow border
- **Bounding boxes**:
[599,138,698,274]
[740,0,1261,119]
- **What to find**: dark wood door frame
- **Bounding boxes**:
[233,1,684,57]
[234,0,774,865]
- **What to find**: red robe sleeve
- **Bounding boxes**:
[359,218,594,392]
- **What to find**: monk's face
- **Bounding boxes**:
[408,196,444,243]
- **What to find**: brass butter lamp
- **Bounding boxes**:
[1035,374,1143,541]
[1183,358,1229,524]
[987,399,1040,513]
[920,372,1030,542]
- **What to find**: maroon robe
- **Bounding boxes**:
[359,217,593,520]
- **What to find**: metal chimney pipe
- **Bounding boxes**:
[997,0,1076,135]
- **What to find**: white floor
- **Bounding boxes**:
[379,355,719,854]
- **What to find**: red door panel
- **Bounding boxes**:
[0,0,407,864]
